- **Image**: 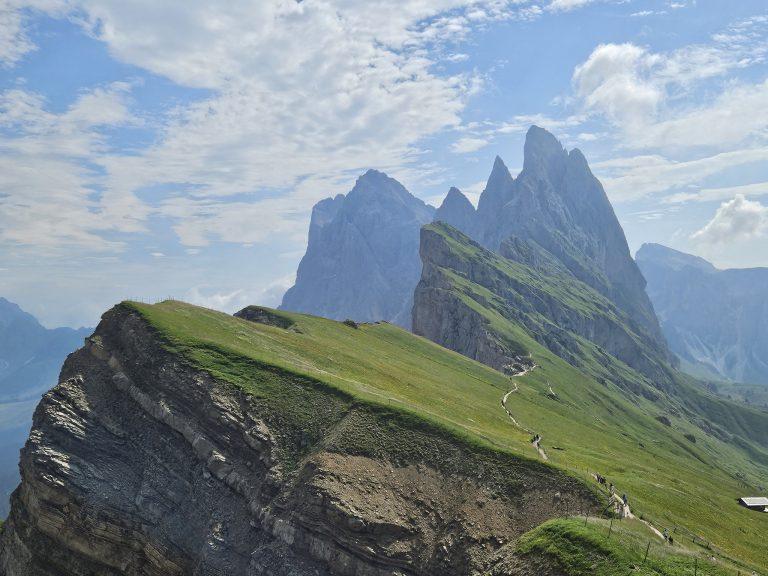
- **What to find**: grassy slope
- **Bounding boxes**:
[128,300,766,574]
[417,224,768,572]
[516,518,733,576]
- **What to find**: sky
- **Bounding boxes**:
[1,0,767,328]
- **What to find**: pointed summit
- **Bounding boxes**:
[477,155,514,223]
[281,170,434,328]
[435,187,479,240]
[441,187,473,209]
[522,125,567,178]
[488,155,513,189]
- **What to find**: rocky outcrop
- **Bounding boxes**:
[280,170,434,328]
[413,224,674,392]
[0,304,599,575]
[0,298,89,517]
[637,243,768,385]
[473,128,667,356]
[434,187,480,242]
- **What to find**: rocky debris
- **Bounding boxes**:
[0,304,599,575]
[637,242,768,385]
[235,306,295,329]
[280,169,435,329]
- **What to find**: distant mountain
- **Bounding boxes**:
[434,187,480,241]
[414,223,675,391]
[469,127,665,353]
[0,298,89,516]
[637,243,768,385]
[280,170,434,328]
[284,126,668,366]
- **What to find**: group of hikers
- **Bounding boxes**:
[595,472,675,546]
[595,473,629,517]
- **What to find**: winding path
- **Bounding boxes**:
[500,359,548,460]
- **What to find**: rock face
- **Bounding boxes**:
[280,170,434,328]
[434,187,479,242]
[637,243,768,385]
[473,127,665,351]
[413,224,674,390]
[0,303,598,575]
[0,298,89,517]
[283,127,666,353]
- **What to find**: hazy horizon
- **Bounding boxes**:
[2,0,768,328]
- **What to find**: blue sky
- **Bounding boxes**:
[1,0,767,327]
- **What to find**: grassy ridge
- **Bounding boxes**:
[418,224,768,571]
[127,300,767,573]
[515,518,732,576]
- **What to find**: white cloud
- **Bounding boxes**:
[691,195,768,244]
[573,17,768,151]
[667,181,768,204]
[0,3,34,66]
[46,0,510,249]
[595,147,768,202]
[0,83,144,253]
[185,274,294,313]
[547,0,596,12]
[452,136,490,153]
[0,1,66,66]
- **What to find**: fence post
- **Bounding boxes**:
[607,518,613,539]
[643,541,651,564]
[694,557,697,576]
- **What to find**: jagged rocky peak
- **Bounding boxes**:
[474,125,668,354]
[280,168,434,328]
[434,186,479,240]
[476,155,514,221]
[521,125,568,179]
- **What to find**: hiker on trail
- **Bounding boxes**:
[622,493,628,506]
[663,528,669,541]
[609,483,615,495]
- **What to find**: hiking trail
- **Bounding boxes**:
[500,358,548,460]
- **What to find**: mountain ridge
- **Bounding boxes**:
[637,243,768,385]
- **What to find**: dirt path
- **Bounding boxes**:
[500,359,548,460]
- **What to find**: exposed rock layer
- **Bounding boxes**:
[0,298,89,517]
[0,304,599,575]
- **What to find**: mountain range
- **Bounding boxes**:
[280,170,434,328]
[283,126,672,381]
[2,127,768,574]
[637,243,768,386]
[0,298,89,517]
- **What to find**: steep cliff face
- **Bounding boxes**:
[637,243,768,385]
[280,170,434,328]
[413,224,674,390]
[474,127,666,353]
[0,298,89,517]
[0,303,598,575]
